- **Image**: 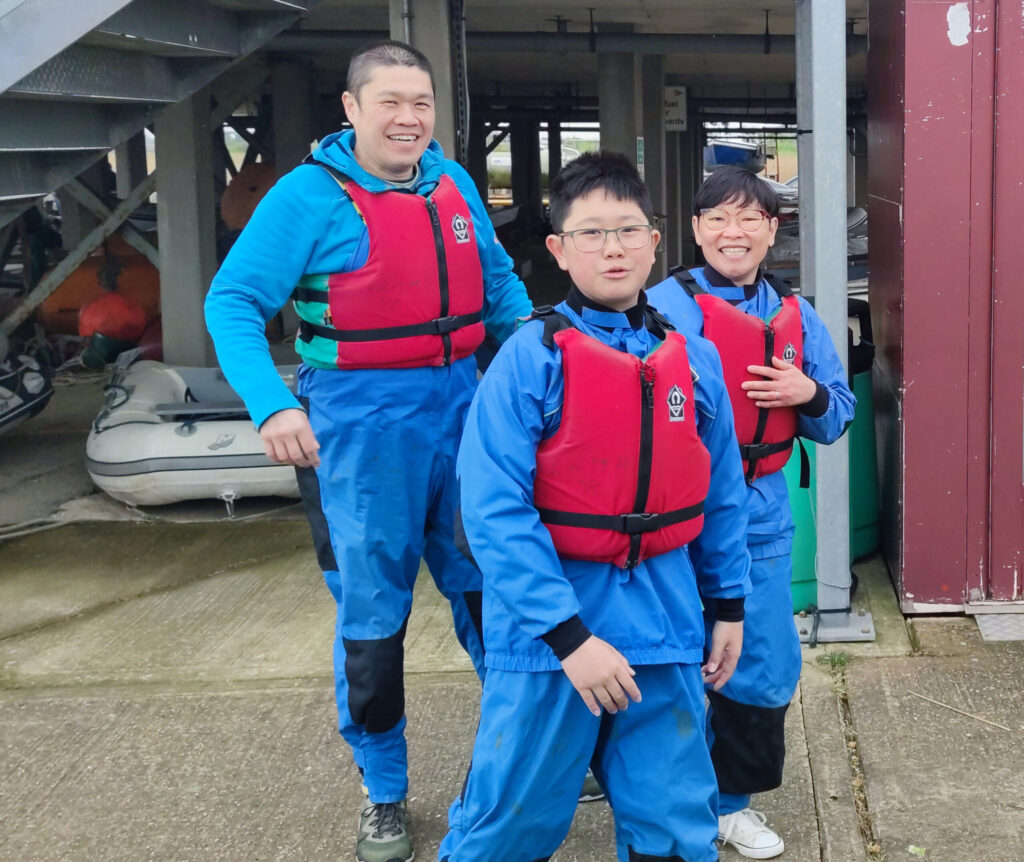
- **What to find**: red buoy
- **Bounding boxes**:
[78,292,147,341]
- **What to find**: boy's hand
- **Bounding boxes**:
[560,636,642,717]
[259,408,321,468]
[742,356,817,407]
[702,620,743,691]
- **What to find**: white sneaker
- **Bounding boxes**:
[718,808,784,859]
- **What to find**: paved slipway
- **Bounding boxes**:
[1,376,1022,862]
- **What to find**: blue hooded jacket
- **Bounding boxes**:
[457,298,752,673]
[205,130,532,427]
[646,268,856,558]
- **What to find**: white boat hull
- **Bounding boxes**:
[86,360,300,506]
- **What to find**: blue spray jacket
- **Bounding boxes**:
[205,130,532,427]
[457,299,752,673]
[646,268,856,558]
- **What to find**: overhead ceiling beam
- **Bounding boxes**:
[270,29,867,57]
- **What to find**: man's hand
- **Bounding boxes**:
[742,355,817,408]
[560,635,642,717]
[259,408,320,468]
[702,620,743,691]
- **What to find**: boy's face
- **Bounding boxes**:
[545,190,660,312]
[691,195,778,286]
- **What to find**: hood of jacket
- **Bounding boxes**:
[311,129,445,194]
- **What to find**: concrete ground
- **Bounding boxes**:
[2,376,1023,862]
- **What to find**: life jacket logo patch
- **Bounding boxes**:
[451,213,471,244]
[782,341,797,363]
[667,384,687,422]
[322,307,333,326]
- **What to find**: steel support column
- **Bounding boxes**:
[389,0,456,157]
[641,55,666,282]
[114,132,148,201]
[598,52,636,165]
[547,120,562,184]
[271,60,313,174]
[155,88,218,367]
[664,132,681,267]
[795,0,873,642]
[467,118,487,202]
[510,119,541,225]
[676,119,702,268]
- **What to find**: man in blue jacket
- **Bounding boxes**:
[439,152,752,862]
[205,41,532,862]
[647,167,856,859]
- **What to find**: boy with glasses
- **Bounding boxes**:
[647,166,856,859]
[439,151,752,862]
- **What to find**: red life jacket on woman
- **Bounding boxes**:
[531,309,711,569]
[673,268,803,481]
[295,166,485,369]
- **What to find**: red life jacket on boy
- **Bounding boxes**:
[672,268,803,481]
[531,308,711,569]
[294,165,484,369]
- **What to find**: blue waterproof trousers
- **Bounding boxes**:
[440,664,719,862]
[704,554,802,808]
[302,361,486,803]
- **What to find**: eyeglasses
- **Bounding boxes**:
[699,208,771,232]
[558,224,654,253]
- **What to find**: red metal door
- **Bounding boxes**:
[986,0,1024,601]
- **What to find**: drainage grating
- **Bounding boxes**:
[975,614,1024,642]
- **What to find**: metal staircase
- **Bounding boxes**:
[0,0,321,230]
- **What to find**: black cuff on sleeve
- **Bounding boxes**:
[714,597,746,623]
[799,381,829,418]
[540,615,592,661]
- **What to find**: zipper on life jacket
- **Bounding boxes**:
[425,197,453,365]
[626,361,657,568]
[746,322,774,482]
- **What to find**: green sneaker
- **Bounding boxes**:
[356,798,413,862]
[578,768,605,803]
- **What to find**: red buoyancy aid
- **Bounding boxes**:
[533,317,711,568]
[300,171,485,369]
[678,272,803,480]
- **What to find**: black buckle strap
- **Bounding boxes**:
[526,306,575,349]
[538,501,704,535]
[762,271,795,297]
[644,306,676,341]
[739,439,793,460]
[669,265,703,296]
[298,311,481,344]
[293,286,326,303]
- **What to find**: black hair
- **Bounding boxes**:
[548,151,654,233]
[692,166,779,218]
[347,40,434,101]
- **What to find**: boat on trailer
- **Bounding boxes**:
[86,357,299,511]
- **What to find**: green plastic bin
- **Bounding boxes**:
[783,297,880,611]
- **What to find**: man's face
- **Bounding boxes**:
[691,196,778,286]
[545,190,660,312]
[341,65,435,182]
